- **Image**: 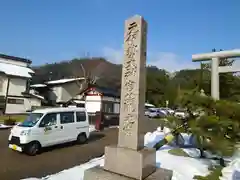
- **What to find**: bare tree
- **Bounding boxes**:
[79,63,99,86]
[72,61,100,93]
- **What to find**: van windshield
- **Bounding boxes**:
[18,113,43,127]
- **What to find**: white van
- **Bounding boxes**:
[8,107,90,156]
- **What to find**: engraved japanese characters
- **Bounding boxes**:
[121,21,140,135]
[118,16,147,150]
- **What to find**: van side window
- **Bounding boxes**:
[39,113,57,127]
[60,112,74,124]
[76,112,86,122]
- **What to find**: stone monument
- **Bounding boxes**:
[84,15,173,180]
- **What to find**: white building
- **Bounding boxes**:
[31,78,154,115]
[77,86,154,114]
[0,54,43,114]
[31,80,120,114]
[31,77,85,105]
[79,86,120,114]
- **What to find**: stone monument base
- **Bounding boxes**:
[84,166,173,180]
[104,145,156,179]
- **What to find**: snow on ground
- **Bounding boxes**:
[22,127,214,180]
[156,150,210,180]
[23,157,105,180]
[0,124,14,129]
[220,158,240,180]
[89,125,96,132]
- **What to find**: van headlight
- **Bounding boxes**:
[20,130,31,136]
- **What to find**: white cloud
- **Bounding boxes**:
[101,47,199,72]
[102,47,123,64]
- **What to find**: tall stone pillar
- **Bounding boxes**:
[84,15,173,180]
[211,57,219,100]
[117,15,147,151]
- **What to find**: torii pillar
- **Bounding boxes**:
[192,49,240,100]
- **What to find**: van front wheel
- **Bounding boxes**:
[76,133,87,144]
[25,142,40,156]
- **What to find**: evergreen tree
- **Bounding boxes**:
[171,91,240,161]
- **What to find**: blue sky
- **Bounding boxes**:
[0,0,239,71]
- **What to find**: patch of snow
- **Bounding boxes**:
[182,148,201,158]
[30,84,47,88]
[46,78,85,85]
[89,125,96,132]
[220,158,240,180]
[31,157,104,180]
[23,126,213,180]
[156,150,210,180]
[29,93,45,100]
[163,127,171,134]
[72,100,85,104]
[0,62,34,78]
[0,124,13,129]
[145,103,155,107]
[181,133,192,145]
[23,150,210,180]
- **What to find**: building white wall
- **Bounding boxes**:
[114,103,120,114]
[0,74,8,96]
[0,56,35,114]
[61,82,82,102]
[85,95,101,113]
[48,81,83,103]
[0,57,29,67]
[5,103,25,114]
[8,78,27,96]
[85,95,120,114]
[24,98,41,111]
[5,97,41,114]
[49,86,62,103]
[102,96,120,103]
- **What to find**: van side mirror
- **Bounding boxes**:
[39,122,49,128]
[44,126,52,131]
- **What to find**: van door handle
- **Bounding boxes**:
[54,126,58,128]
[60,126,63,129]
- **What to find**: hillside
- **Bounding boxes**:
[32,57,122,89]
[31,57,240,106]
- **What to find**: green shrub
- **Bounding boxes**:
[168,148,190,157]
[173,91,240,157]
[4,119,16,125]
[193,166,223,180]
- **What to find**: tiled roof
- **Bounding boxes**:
[81,85,120,98]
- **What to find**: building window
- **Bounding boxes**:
[103,102,114,113]
[7,98,24,104]
[26,79,31,92]
[77,103,85,108]
[76,112,86,122]
[60,112,75,124]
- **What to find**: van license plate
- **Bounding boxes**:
[12,144,17,150]
[9,144,22,152]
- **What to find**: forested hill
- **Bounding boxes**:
[31,57,240,106]
[32,57,122,90]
